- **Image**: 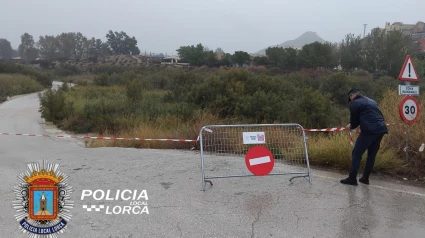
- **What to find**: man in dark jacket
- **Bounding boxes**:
[340,89,388,186]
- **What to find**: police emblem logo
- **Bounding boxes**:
[13,159,74,237]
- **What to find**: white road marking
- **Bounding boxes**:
[314,174,425,198]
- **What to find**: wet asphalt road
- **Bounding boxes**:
[1,83,425,238]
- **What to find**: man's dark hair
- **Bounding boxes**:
[347,88,360,102]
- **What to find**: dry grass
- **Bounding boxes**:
[379,89,425,177]
[379,89,425,150]
[86,112,220,149]
[307,132,404,174]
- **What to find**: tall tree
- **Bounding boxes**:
[0,38,13,59]
[252,56,270,66]
[412,53,425,79]
[298,42,337,69]
[265,47,285,67]
[106,30,140,55]
[264,47,299,70]
[362,29,414,77]
[220,53,233,66]
[339,34,363,70]
[37,35,60,60]
[205,50,218,67]
[53,32,87,60]
[215,48,224,54]
[73,32,87,59]
[56,32,77,59]
[176,43,206,66]
[233,51,251,67]
[282,48,299,70]
[362,29,386,74]
[83,37,111,59]
[18,33,39,61]
[384,30,414,77]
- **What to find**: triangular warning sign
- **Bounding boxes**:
[399,55,419,82]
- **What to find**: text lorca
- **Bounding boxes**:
[81,189,148,201]
[105,205,149,215]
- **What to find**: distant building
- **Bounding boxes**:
[385,21,425,34]
[10,57,26,64]
[416,39,425,52]
[161,56,190,66]
[373,21,425,35]
[151,54,165,61]
[161,56,180,64]
[412,32,425,40]
[371,21,425,52]
[216,53,224,60]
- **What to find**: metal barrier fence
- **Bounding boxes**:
[199,123,312,191]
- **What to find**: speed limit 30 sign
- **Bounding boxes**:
[399,96,420,125]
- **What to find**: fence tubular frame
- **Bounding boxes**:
[199,123,312,191]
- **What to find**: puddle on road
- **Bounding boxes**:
[160,182,173,189]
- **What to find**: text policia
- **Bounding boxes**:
[81,189,149,215]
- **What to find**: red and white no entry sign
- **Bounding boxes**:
[245,146,275,176]
[399,95,420,125]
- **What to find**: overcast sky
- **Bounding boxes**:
[1,0,424,55]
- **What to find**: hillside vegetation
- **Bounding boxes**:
[38,66,425,180]
[51,55,161,74]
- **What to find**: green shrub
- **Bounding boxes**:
[0,73,43,98]
[38,88,68,123]
[53,63,81,77]
[0,62,52,87]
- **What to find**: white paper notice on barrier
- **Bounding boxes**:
[243,132,266,144]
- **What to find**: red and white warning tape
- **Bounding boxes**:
[0,133,198,143]
[302,123,396,132]
[349,130,355,146]
[0,123,402,146]
[303,128,347,132]
[301,123,397,146]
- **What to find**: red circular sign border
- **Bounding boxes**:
[399,95,420,125]
[244,145,275,176]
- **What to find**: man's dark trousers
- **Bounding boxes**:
[349,132,386,179]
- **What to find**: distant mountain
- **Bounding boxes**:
[254,31,327,55]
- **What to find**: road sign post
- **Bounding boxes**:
[398,55,420,161]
